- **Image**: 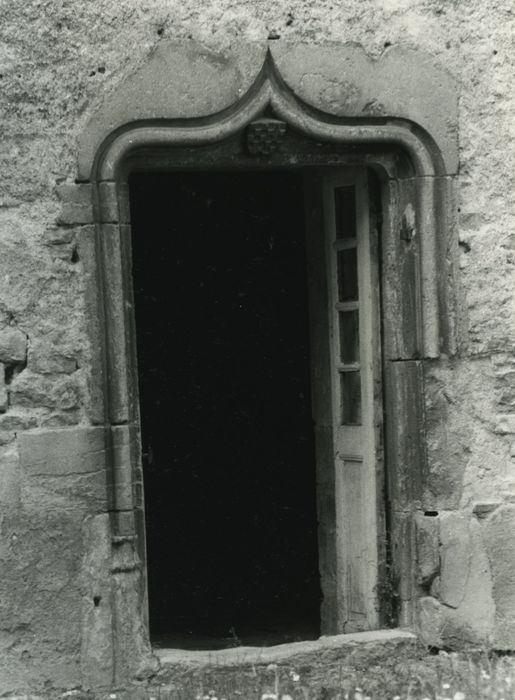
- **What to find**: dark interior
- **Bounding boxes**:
[129,171,321,649]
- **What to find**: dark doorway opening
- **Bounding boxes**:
[129,171,321,650]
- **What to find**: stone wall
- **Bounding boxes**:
[0,0,514,694]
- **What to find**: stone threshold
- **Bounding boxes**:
[155,628,418,667]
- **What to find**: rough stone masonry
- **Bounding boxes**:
[0,0,515,695]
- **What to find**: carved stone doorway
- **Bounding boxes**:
[81,41,455,677]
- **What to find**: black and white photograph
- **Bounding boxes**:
[0,1,513,697]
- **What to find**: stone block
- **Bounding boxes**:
[78,41,458,180]
[417,595,445,647]
[439,512,470,608]
[19,426,107,477]
[10,371,82,410]
[154,629,420,690]
[0,412,38,432]
[424,515,495,648]
[430,575,441,598]
[451,517,494,643]
[56,182,92,204]
[0,432,15,446]
[74,225,106,426]
[40,411,81,428]
[0,507,85,688]
[132,479,144,510]
[0,363,6,412]
[495,414,515,434]
[390,510,414,609]
[98,182,119,222]
[111,484,134,512]
[100,223,130,425]
[80,513,114,687]
[423,365,468,510]
[56,183,94,225]
[414,512,440,586]
[473,502,502,519]
[44,225,74,245]
[28,339,77,374]
[78,40,268,179]
[111,565,150,685]
[118,183,131,223]
[108,425,134,511]
[112,509,136,537]
[48,242,76,262]
[270,42,458,174]
[0,444,20,506]
[484,505,515,648]
[23,469,109,514]
[418,553,494,648]
[57,204,93,226]
[0,327,27,364]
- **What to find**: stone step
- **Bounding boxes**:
[133,630,421,700]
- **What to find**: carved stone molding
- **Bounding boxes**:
[79,40,458,180]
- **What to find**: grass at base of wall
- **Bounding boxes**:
[7,651,515,700]
[137,650,515,700]
[303,650,515,699]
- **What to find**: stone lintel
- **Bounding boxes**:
[77,40,458,180]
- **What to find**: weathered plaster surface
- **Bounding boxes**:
[0,0,514,693]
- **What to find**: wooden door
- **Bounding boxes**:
[307,167,384,634]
